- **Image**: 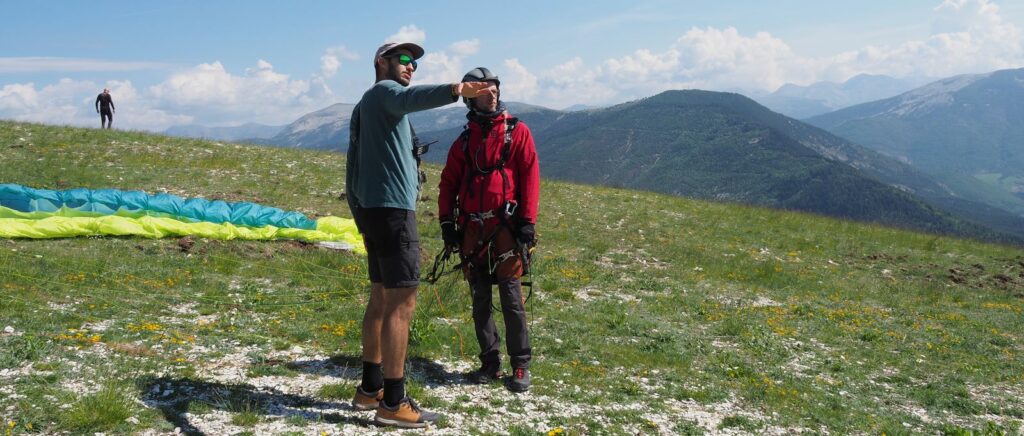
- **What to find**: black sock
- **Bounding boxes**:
[361,361,383,392]
[383,377,405,407]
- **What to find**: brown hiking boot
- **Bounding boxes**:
[374,397,441,428]
[351,386,383,411]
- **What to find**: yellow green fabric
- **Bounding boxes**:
[0,205,182,220]
[0,207,364,254]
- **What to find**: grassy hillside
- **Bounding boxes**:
[1,121,1022,435]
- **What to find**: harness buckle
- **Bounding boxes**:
[504,202,517,217]
[469,210,496,221]
[496,249,517,263]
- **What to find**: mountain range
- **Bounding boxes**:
[527,90,1024,241]
[261,103,357,150]
[807,68,1024,221]
[753,74,928,119]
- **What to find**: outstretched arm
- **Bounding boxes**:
[378,81,496,116]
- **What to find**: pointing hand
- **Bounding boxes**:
[456,82,496,98]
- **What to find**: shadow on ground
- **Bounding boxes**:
[138,354,472,435]
[287,354,475,388]
[138,376,367,436]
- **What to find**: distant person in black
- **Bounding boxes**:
[95,88,115,129]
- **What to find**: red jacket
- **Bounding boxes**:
[438,111,540,225]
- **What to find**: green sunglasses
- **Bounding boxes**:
[386,53,417,70]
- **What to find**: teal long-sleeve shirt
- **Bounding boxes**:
[346,80,457,211]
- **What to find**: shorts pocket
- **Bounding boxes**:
[399,209,419,244]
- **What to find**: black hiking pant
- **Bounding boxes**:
[100,109,113,129]
[470,275,531,369]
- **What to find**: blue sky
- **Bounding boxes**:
[2,0,1022,130]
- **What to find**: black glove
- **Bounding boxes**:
[516,223,535,246]
[440,220,460,248]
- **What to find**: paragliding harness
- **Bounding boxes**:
[423,117,535,304]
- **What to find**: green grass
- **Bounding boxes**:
[317,382,355,401]
[58,385,138,433]
[1,121,1023,434]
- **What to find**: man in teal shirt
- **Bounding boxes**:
[346,41,492,429]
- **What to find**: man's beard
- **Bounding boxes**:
[389,67,410,86]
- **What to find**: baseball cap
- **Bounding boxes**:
[373,42,425,66]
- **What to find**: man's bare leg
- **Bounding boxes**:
[362,282,386,364]
[381,286,417,405]
[355,281,387,402]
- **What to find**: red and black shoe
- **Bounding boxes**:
[506,367,530,393]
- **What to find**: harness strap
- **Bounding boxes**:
[465,202,517,222]
[495,249,517,264]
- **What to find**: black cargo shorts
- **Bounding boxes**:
[352,207,420,289]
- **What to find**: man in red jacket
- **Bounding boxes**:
[438,67,540,393]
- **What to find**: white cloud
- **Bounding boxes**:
[0,57,168,73]
[671,27,819,91]
[416,52,460,84]
[0,78,97,125]
[147,60,331,125]
[537,57,617,108]
[103,80,195,130]
[933,0,1004,33]
[386,25,426,44]
[501,58,538,101]
[448,39,480,57]
[320,46,358,78]
[0,83,39,112]
[522,0,1024,108]
[414,39,483,84]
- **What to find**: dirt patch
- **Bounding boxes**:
[864,253,909,262]
[859,253,1024,294]
[945,256,1024,292]
[286,240,316,251]
[177,236,195,253]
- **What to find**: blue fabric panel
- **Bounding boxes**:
[0,184,316,229]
